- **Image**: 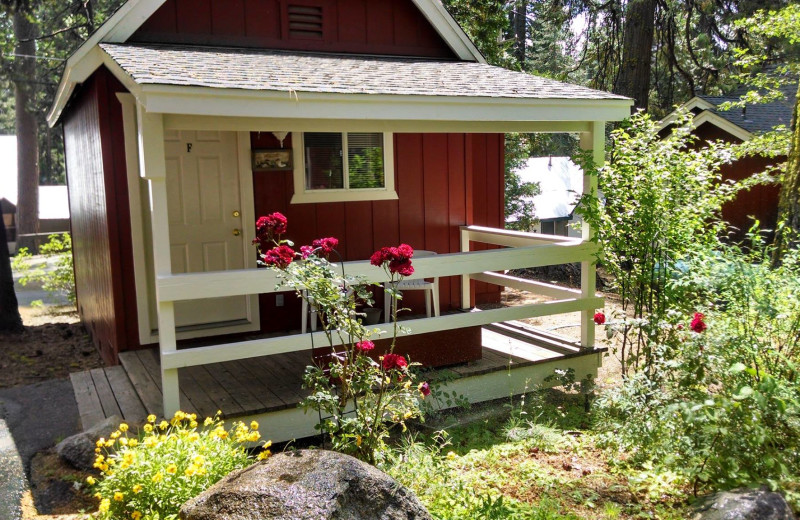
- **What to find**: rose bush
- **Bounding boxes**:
[254,213,430,463]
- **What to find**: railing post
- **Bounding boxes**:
[579,121,605,349]
[136,104,180,417]
[460,226,471,310]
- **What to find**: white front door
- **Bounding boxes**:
[163,130,253,329]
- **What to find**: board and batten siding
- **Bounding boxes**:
[63,67,139,363]
[129,0,456,58]
[250,131,504,335]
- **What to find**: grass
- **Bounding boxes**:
[382,389,693,520]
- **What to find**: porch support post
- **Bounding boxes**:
[579,121,605,349]
[460,227,471,310]
[136,104,180,417]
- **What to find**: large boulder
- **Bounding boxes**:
[693,488,796,520]
[180,449,432,520]
[55,415,122,471]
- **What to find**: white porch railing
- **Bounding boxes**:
[152,225,602,416]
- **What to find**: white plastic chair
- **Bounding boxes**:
[383,250,440,321]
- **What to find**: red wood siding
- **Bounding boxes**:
[251,131,504,334]
[129,0,456,58]
[63,67,138,363]
[694,123,781,241]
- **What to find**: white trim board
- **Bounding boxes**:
[47,0,487,126]
[657,96,753,142]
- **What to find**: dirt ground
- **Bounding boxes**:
[0,307,104,389]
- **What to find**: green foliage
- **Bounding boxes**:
[87,413,268,520]
[576,112,760,375]
[597,232,800,494]
[12,232,75,305]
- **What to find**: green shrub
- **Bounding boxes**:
[87,412,270,520]
[597,241,800,493]
[13,233,76,305]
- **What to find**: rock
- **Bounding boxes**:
[180,449,433,520]
[55,415,122,471]
[693,488,796,520]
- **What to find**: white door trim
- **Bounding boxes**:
[118,95,260,345]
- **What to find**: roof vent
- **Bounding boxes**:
[288,5,324,40]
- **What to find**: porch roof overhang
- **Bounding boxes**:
[49,43,632,130]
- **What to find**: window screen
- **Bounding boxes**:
[304,133,343,190]
[347,133,384,189]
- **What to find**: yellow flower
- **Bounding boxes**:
[446,451,457,460]
[96,438,105,448]
[128,439,138,447]
[247,431,261,442]
[143,424,153,433]
[147,414,156,423]
[119,423,129,432]
[152,472,163,483]
[133,484,143,494]
[204,417,214,426]
[110,430,121,439]
[131,512,142,520]
[119,437,128,447]
[188,432,200,442]
[257,450,271,460]
[166,464,178,474]
[173,410,186,421]
[86,476,96,485]
[356,435,362,447]
[123,452,135,465]
[250,420,259,430]
[190,420,198,428]
[93,492,102,500]
[105,439,115,448]
[185,465,197,477]
[114,491,124,502]
[159,420,168,430]
[95,447,101,453]
[403,410,413,420]
[193,455,205,466]
[263,440,272,449]
[144,436,157,448]
[98,498,111,513]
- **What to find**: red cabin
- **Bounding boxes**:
[50,0,630,438]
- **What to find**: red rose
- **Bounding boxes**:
[389,258,414,277]
[418,382,431,397]
[382,353,408,371]
[593,312,606,325]
[370,247,395,267]
[690,312,707,333]
[355,340,375,352]
[300,245,313,259]
[394,244,414,261]
[256,212,287,238]
[312,237,339,255]
[262,244,295,269]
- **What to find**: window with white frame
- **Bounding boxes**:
[291,132,397,204]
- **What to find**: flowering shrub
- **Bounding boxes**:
[254,213,429,464]
[87,412,270,519]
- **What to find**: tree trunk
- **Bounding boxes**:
[773,79,800,264]
[511,0,527,66]
[614,0,656,111]
[0,215,24,334]
[14,7,40,238]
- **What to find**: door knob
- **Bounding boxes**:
[233,229,241,236]
[233,210,240,217]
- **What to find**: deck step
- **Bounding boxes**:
[70,365,149,430]
[484,321,582,355]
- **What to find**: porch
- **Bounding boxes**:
[70,321,604,442]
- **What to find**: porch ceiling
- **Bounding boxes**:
[98,43,632,127]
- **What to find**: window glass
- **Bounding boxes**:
[347,133,384,189]
[304,132,343,190]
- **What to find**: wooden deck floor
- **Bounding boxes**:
[70,324,598,431]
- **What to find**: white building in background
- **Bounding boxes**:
[0,135,70,252]
[517,156,584,237]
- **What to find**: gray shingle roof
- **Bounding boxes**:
[100,43,627,101]
[698,81,796,134]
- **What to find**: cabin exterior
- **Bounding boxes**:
[50,0,631,431]
[659,83,795,240]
